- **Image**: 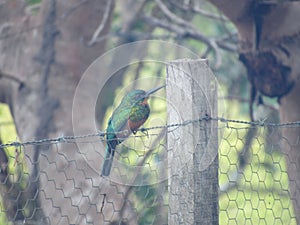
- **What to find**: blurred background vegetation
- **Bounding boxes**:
[0,0,296,224]
[97,1,292,223]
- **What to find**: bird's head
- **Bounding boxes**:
[122,85,166,106]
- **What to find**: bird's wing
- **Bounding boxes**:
[110,105,132,140]
[102,102,132,176]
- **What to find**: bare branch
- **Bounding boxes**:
[0,70,24,87]
[141,14,222,67]
[142,15,210,45]
[155,0,196,30]
[157,0,238,54]
[193,6,229,22]
[168,0,230,22]
[216,33,238,52]
[87,0,113,46]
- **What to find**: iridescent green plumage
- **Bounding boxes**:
[101,85,165,176]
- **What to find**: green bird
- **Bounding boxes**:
[101,85,166,176]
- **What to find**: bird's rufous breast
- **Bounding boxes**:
[128,118,147,133]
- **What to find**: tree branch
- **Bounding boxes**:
[155,0,196,30]
[141,14,222,67]
[168,0,230,22]
[87,0,114,46]
[0,70,24,87]
[0,143,25,222]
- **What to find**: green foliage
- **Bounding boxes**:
[219,100,296,224]
[0,104,29,222]
[0,198,8,225]
[134,184,167,224]
[106,1,291,224]
[27,0,41,5]
[135,185,157,223]
[0,104,29,186]
[26,0,42,15]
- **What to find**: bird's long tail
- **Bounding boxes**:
[101,141,116,176]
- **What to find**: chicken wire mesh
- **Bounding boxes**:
[219,124,297,225]
[0,118,299,224]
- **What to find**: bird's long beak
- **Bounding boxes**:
[144,85,166,97]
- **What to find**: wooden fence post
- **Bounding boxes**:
[167,59,218,225]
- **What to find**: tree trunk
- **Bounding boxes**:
[279,79,300,223]
[0,0,140,224]
[208,0,300,222]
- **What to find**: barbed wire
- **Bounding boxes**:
[0,114,298,224]
[0,115,300,149]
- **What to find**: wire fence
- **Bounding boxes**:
[0,116,299,224]
[2,115,300,148]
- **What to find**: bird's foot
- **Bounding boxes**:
[139,127,149,137]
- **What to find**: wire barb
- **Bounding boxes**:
[0,116,300,148]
